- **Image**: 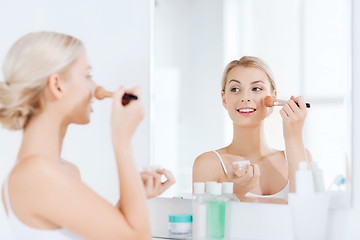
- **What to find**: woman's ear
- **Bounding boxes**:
[47,74,64,100]
[222,90,227,109]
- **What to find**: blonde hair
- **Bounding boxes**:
[221,56,276,92]
[0,32,84,130]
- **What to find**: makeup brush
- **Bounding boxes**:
[94,86,138,101]
[264,96,311,108]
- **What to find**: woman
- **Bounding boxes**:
[193,56,312,201]
[0,32,174,239]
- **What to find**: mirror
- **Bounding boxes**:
[152,0,351,199]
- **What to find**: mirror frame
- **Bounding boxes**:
[351,0,359,209]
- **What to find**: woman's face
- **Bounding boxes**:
[62,50,96,125]
[222,66,276,127]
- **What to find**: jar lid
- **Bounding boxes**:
[169,214,193,223]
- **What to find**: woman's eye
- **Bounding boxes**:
[87,75,93,80]
[253,87,262,91]
[231,87,240,92]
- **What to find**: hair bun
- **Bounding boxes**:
[0,82,30,130]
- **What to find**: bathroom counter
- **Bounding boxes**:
[148,195,359,240]
[148,197,293,240]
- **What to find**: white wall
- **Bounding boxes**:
[154,0,225,195]
[0,0,150,239]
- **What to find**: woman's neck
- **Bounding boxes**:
[18,111,68,162]
[227,123,272,158]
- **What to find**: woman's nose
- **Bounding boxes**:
[241,99,251,102]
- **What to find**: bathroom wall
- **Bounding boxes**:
[0,0,150,239]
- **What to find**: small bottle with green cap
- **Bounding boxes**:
[206,182,226,239]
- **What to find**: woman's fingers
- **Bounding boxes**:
[253,164,260,177]
[230,164,246,178]
[157,169,176,193]
[141,172,154,193]
[141,169,175,198]
[245,165,254,178]
[112,86,125,110]
[282,103,294,117]
[279,107,288,120]
[288,100,300,115]
[295,96,307,110]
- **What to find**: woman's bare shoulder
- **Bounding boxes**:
[10,155,77,188]
[193,151,223,182]
[194,151,220,165]
[12,155,56,177]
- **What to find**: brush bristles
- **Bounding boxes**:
[264,96,275,107]
[94,86,105,100]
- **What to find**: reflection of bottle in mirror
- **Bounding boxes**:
[310,162,325,192]
[206,183,226,239]
[192,182,207,240]
[222,182,240,202]
[289,161,329,240]
[296,161,314,194]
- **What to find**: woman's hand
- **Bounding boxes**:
[280,96,307,140]
[140,169,176,199]
[111,86,144,145]
[227,163,260,197]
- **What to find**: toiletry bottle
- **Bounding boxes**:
[289,161,329,240]
[310,162,325,192]
[222,182,240,202]
[206,182,226,239]
[206,181,217,193]
[192,182,207,239]
[296,161,314,194]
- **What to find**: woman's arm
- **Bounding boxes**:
[110,86,151,238]
[26,87,150,240]
[280,96,313,192]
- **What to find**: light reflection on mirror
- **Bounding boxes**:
[152,0,351,198]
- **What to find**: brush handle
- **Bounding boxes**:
[101,90,137,101]
[274,99,311,108]
[122,94,138,100]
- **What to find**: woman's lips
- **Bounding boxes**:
[237,108,256,116]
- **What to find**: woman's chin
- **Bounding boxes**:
[74,115,91,125]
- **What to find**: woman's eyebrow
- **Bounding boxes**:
[229,79,241,84]
[251,80,265,85]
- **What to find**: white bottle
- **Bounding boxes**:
[296,161,314,194]
[310,162,325,192]
[290,161,329,240]
[222,182,240,202]
[192,182,207,239]
[205,181,217,193]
